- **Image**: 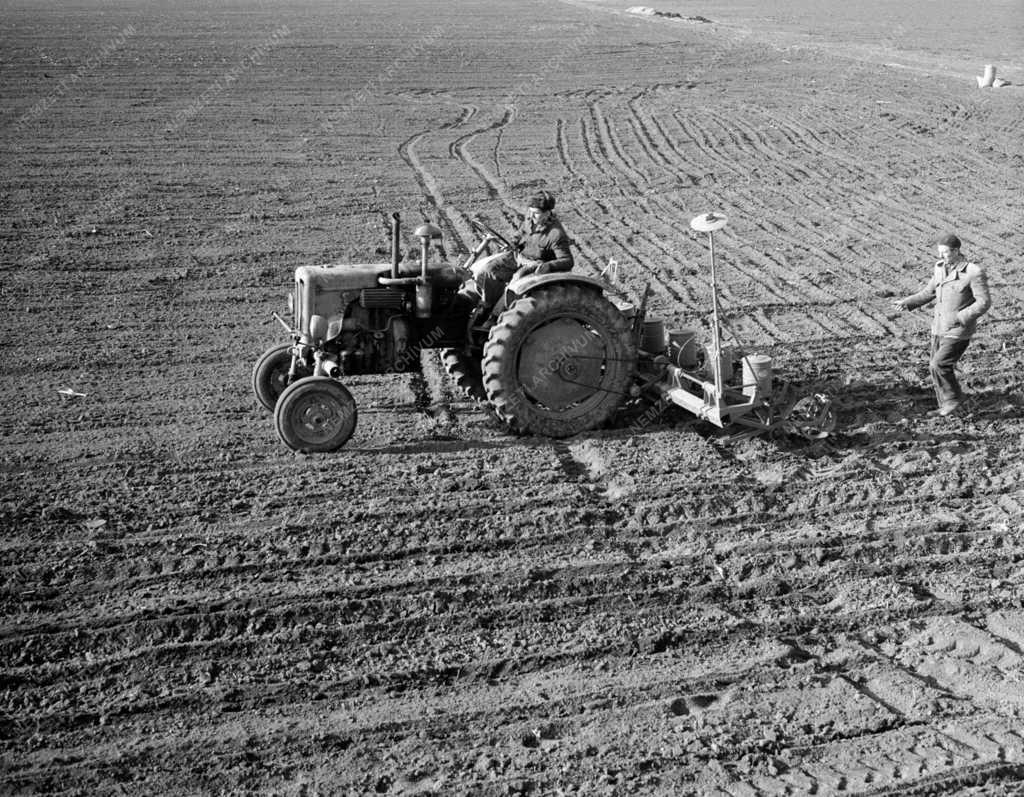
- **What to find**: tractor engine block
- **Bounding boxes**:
[337,302,415,374]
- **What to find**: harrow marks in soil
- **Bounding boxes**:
[6,403,1024,791]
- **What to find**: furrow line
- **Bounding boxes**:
[6,529,1020,677]
[449,104,515,204]
[588,98,650,189]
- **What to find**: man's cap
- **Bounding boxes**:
[937,233,962,249]
[527,190,555,212]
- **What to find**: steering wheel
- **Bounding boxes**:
[470,216,512,251]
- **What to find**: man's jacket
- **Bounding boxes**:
[513,215,574,271]
[903,257,991,339]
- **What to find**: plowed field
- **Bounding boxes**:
[3,0,1024,794]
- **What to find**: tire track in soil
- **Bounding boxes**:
[448,104,516,205]
[8,436,1020,618]
[554,117,577,184]
[668,109,853,255]
[745,724,1024,795]
[397,131,450,225]
[13,489,1018,609]
[588,98,651,189]
[6,586,1014,746]
[570,101,702,306]
[698,106,923,260]
[657,104,909,302]
[8,397,1015,557]
[10,487,1011,614]
[397,103,483,253]
[6,481,1023,791]
[436,100,621,287]
[626,103,860,315]
[754,109,957,253]
[742,99,1020,265]
[8,510,1021,698]
[13,617,1024,796]
[392,105,490,436]
[893,614,1024,710]
[0,636,836,791]
[611,95,781,312]
[610,100,822,331]
[553,116,631,284]
[553,112,682,305]
[715,612,1024,792]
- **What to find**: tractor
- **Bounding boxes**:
[253,211,834,452]
[252,212,637,452]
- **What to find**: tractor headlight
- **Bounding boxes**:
[326,314,344,341]
[309,314,329,342]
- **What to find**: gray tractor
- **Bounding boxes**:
[253,213,638,452]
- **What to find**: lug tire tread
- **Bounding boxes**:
[481,284,635,437]
[440,348,487,403]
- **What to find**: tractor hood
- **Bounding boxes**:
[293,262,394,335]
[296,262,394,293]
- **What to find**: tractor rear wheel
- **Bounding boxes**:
[482,284,636,437]
[274,376,357,452]
[441,348,486,402]
[253,343,311,411]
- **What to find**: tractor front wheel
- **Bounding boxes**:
[482,284,636,437]
[253,343,311,411]
[274,376,358,453]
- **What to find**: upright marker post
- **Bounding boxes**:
[689,212,729,400]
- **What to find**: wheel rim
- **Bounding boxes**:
[288,391,353,445]
[254,345,312,411]
[516,316,609,411]
[267,359,291,396]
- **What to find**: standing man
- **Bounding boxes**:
[893,234,991,416]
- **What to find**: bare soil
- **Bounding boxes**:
[3,0,1024,794]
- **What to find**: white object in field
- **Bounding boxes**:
[626,6,657,15]
[977,64,996,88]
[58,387,87,398]
[741,354,773,398]
[992,77,1009,88]
[690,212,728,233]
[601,257,620,282]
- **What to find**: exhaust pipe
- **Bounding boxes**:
[390,212,401,279]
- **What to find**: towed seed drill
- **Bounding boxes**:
[252,211,834,451]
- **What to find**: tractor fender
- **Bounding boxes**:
[505,272,607,302]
